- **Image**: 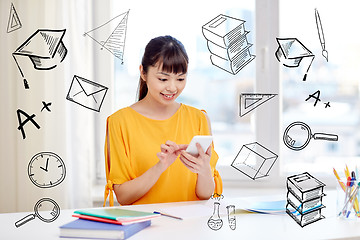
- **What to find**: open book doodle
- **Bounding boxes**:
[84,10,129,63]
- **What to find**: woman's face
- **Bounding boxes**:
[141,63,187,105]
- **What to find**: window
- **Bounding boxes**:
[95,0,258,184]
[96,0,360,188]
[279,0,360,186]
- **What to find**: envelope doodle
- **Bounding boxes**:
[66,75,108,112]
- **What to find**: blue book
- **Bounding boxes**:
[245,200,287,214]
[59,219,151,239]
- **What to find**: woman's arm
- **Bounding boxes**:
[113,140,183,205]
[113,161,165,205]
[179,112,216,200]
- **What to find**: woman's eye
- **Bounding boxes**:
[178,78,185,81]
[158,78,167,81]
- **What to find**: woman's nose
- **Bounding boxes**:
[166,80,177,92]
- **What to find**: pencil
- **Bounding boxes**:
[333,168,360,216]
[153,211,183,220]
[333,168,345,190]
[345,165,350,178]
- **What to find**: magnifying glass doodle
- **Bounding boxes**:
[15,198,60,228]
[283,121,338,151]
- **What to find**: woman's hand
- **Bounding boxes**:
[156,140,185,171]
[180,143,215,199]
[179,143,212,176]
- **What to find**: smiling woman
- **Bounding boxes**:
[103,35,223,206]
[142,68,186,107]
[137,36,189,102]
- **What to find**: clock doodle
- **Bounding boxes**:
[28,152,66,188]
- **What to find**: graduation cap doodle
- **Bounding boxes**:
[275,38,314,81]
[12,29,67,89]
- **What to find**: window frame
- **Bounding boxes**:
[94,0,283,187]
[218,0,282,187]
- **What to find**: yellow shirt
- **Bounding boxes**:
[103,104,222,206]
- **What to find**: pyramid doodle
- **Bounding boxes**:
[84,10,129,63]
[7,3,22,33]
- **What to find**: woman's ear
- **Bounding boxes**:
[139,65,146,81]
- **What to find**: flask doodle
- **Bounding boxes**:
[207,202,223,231]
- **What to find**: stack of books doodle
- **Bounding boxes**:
[202,14,255,75]
[286,172,326,227]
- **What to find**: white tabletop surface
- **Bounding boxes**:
[2,190,360,240]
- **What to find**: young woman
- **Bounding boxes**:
[103,35,222,206]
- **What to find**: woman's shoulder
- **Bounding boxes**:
[181,104,208,120]
[182,104,206,115]
[181,104,212,132]
[108,107,133,121]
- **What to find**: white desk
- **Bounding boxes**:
[2,191,360,240]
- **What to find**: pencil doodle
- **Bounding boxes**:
[226,205,236,230]
[275,38,314,81]
[84,10,129,63]
[15,198,60,227]
[286,172,326,227]
[239,93,277,117]
[208,202,223,231]
[41,101,52,112]
[315,8,328,62]
[283,121,338,151]
[28,152,66,189]
[231,142,278,180]
[16,109,41,139]
[66,75,108,112]
[7,3,22,33]
[202,14,255,75]
[13,29,67,89]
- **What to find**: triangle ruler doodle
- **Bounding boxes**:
[7,3,22,33]
[239,93,277,117]
[84,10,129,63]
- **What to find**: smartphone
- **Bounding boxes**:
[186,135,213,155]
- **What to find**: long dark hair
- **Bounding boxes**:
[137,35,189,101]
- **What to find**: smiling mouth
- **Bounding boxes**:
[161,93,177,99]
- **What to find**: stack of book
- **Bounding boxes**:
[59,208,160,239]
[202,14,255,75]
[286,172,326,227]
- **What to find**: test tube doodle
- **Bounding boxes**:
[226,205,236,230]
